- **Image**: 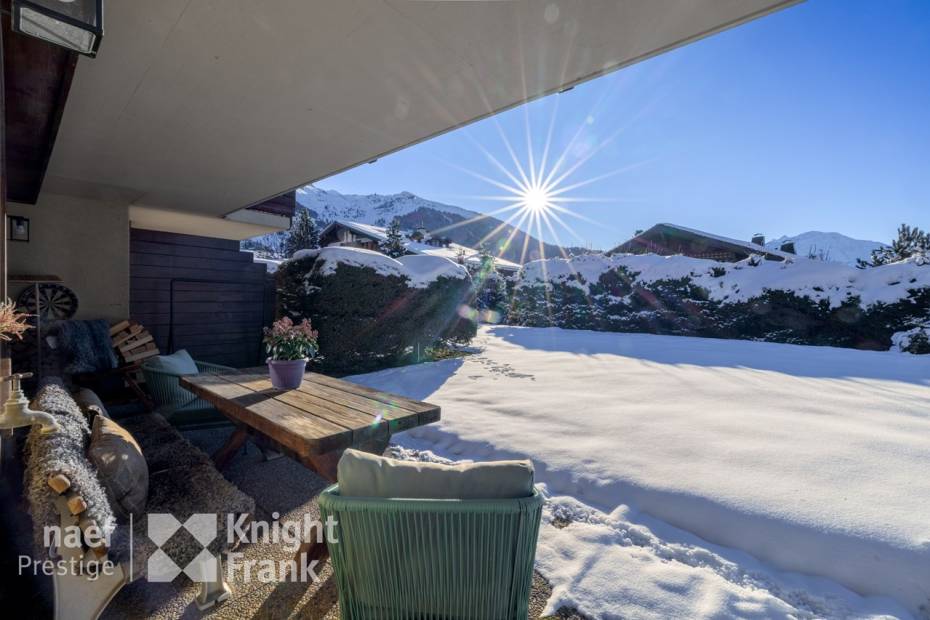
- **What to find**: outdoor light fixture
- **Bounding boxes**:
[11,0,103,57]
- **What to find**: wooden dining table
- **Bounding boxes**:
[180,367,441,570]
[180,367,441,481]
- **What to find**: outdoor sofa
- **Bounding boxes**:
[22,379,254,620]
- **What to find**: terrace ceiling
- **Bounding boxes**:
[43,0,799,219]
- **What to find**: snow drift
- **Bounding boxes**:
[350,326,930,617]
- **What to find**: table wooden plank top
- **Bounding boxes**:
[180,367,441,456]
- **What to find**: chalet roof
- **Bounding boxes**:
[659,224,794,259]
[322,220,390,242]
[610,223,793,261]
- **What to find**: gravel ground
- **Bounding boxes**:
[97,427,565,619]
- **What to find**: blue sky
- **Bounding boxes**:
[315,0,930,251]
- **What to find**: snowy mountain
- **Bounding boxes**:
[247,187,588,264]
[765,231,886,266]
[296,187,475,226]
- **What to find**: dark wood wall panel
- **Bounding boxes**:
[130,229,275,368]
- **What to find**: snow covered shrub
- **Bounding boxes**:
[891,322,930,354]
[508,253,930,351]
[276,248,476,373]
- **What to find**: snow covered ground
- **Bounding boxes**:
[348,326,930,618]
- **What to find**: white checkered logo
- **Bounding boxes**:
[146,513,218,583]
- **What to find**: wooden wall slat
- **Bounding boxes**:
[130,228,275,368]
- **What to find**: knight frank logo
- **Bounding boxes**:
[141,511,338,584]
[22,511,337,585]
[146,513,220,583]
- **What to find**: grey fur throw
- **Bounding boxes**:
[23,383,118,561]
[50,319,118,374]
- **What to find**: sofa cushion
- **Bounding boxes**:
[88,415,149,521]
[337,449,535,500]
[113,415,255,578]
[146,349,198,376]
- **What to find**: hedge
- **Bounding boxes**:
[276,255,476,373]
[508,262,930,351]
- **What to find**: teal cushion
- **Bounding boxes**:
[147,349,198,376]
[337,449,534,500]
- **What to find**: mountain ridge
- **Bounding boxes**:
[246,187,588,264]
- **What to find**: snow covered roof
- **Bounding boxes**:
[321,220,521,272]
[320,219,389,242]
[662,223,794,259]
[612,223,793,261]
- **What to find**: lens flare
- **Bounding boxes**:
[521,185,551,213]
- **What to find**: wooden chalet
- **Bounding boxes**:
[609,223,793,262]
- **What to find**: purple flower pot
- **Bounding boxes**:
[267,358,307,390]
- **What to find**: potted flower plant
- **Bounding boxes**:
[263,316,319,389]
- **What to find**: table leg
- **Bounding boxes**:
[294,432,392,572]
[212,427,248,469]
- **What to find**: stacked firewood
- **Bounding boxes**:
[109,320,159,385]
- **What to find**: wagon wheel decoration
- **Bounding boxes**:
[16,284,79,322]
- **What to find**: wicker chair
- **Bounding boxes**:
[140,359,234,428]
[319,485,543,619]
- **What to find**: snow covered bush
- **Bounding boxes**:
[509,253,930,352]
[276,247,476,373]
[891,322,930,354]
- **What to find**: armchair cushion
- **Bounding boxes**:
[337,448,534,500]
[88,416,149,522]
[146,349,198,376]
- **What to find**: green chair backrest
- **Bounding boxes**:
[319,485,544,620]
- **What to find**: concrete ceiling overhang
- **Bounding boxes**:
[44,0,800,220]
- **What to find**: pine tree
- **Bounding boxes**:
[283,209,320,257]
[859,223,929,268]
[380,218,407,258]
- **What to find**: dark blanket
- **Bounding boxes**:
[51,320,118,374]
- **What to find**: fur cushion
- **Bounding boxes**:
[88,416,149,522]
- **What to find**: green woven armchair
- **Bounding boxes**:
[140,360,234,428]
[319,485,543,619]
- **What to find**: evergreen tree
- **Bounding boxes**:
[380,218,407,258]
[859,223,929,268]
[477,245,496,273]
[283,209,320,257]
